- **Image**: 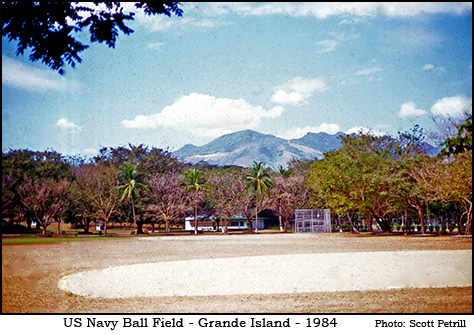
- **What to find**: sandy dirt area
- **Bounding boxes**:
[2,233,472,313]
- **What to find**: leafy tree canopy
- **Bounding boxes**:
[95,143,184,173]
[2,149,71,181]
[440,113,472,156]
[2,2,183,74]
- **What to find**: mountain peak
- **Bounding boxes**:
[173,130,342,170]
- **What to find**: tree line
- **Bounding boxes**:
[2,115,472,236]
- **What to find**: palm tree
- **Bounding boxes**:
[246,161,273,233]
[117,162,147,234]
[278,165,293,177]
[185,167,204,235]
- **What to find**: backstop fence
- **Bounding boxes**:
[294,209,332,233]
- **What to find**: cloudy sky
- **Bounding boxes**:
[2,2,472,157]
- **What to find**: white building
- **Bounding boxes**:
[185,215,265,232]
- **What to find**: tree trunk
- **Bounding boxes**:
[255,204,259,233]
[104,218,108,236]
[464,199,472,235]
[255,192,260,233]
[417,206,426,234]
[137,222,144,234]
[26,216,32,231]
[278,204,283,232]
[165,219,170,235]
[131,197,137,234]
[375,216,391,233]
[81,217,89,233]
[454,213,463,235]
[347,212,360,234]
[224,218,229,234]
[194,200,198,235]
[247,216,253,232]
[40,218,47,236]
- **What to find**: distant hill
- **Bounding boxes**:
[173,130,343,170]
[173,129,440,170]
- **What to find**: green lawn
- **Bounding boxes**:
[2,235,130,245]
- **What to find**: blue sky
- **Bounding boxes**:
[2,2,472,158]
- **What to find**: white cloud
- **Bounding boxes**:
[2,56,80,92]
[422,63,447,74]
[430,96,472,118]
[132,3,471,33]
[56,118,82,133]
[354,67,382,76]
[422,64,436,71]
[368,76,383,82]
[122,93,283,138]
[285,124,341,139]
[211,3,472,19]
[399,102,428,118]
[271,90,305,106]
[134,10,228,32]
[316,32,359,53]
[338,18,362,25]
[270,76,329,106]
[316,39,338,53]
[147,42,164,50]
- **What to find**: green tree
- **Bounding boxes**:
[307,133,401,233]
[395,155,437,234]
[417,152,472,235]
[117,162,147,234]
[392,126,437,234]
[65,178,95,233]
[440,113,472,156]
[307,149,361,232]
[246,161,273,233]
[95,144,184,173]
[432,115,472,234]
[184,167,205,235]
[2,2,182,74]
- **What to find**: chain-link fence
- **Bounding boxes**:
[294,209,331,233]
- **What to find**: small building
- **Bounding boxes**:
[228,215,265,231]
[184,215,216,231]
[185,215,265,232]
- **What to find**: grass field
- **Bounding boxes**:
[2,235,130,244]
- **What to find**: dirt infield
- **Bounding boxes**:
[2,233,472,313]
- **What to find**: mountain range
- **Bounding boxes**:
[173,130,345,170]
[173,129,440,170]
